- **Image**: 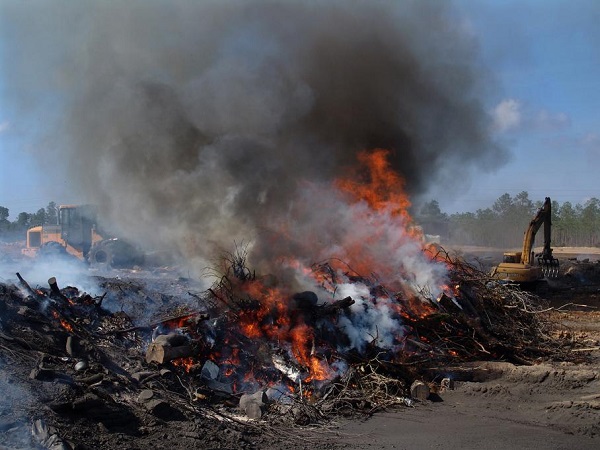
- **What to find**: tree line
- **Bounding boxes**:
[418,192,600,248]
[1,194,599,248]
[0,202,59,241]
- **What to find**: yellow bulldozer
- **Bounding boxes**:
[22,205,144,267]
[490,197,560,284]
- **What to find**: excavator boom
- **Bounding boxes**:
[520,197,551,265]
[491,197,559,283]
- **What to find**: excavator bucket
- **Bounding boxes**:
[538,254,560,278]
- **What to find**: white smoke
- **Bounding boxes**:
[334,282,403,352]
[283,181,449,293]
[492,98,522,132]
[286,181,448,355]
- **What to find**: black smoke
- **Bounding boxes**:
[2,0,507,273]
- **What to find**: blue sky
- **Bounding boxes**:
[1,0,599,218]
[434,0,600,213]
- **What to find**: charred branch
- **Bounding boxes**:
[314,296,355,317]
[16,272,41,300]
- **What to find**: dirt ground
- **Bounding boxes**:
[336,248,600,450]
[338,331,600,449]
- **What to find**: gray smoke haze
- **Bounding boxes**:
[3,0,507,274]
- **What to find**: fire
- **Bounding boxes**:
[289,324,314,374]
[283,148,441,291]
[60,319,74,333]
[171,357,196,373]
[240,321,262,339]
[208,271,342,387]
[237,282,292,341]
[221,347,241,378]
[438,284,460,299]
[197,149,449,395]
[306,355,333,382]
[52,310,73,333]
[336,149,411,219]
[163,313,202,330]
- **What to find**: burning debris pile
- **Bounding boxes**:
[0,149,570,449]
[0,248,567,449]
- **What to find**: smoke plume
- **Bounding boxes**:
[3,0,507,274]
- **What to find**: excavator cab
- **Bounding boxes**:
[502,252,521,264]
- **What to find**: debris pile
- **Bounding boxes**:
[0,248,569,449]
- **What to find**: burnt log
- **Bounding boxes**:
[145,343,193,364]
[239,390,269,419]
[48,277,69,303]
[151,311,209,328]
[144,399,186,421]
[131,371,156,382]
[293,291,319,309]
[105,311,209,336]
[145,333,194,364]
[16,272,42,300]
[437,293,463,314]
[314,296,355,317]
[65,336,84,357]
[410,380,430,401]
[77,373,104,385]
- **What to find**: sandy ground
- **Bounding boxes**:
[338,359,600,449]
[335,250,600,450]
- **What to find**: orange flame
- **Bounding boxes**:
[324,149,430,282]
[207,149,449,390]
[51,310,74,333]
[163,313,200,330]
[336,149,411,219]
[305,355,333,382]
[289,323,334,382]
[60,319,74,333]
[171,357,196,373]
[238,281,291,341]
[233,278,336,383]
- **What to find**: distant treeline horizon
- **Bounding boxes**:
[415,191,599,248]
[1,193,599,248]
[0,201,60,240]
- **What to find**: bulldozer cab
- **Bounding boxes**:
[59,205,96,258]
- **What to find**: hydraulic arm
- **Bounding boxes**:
[491,197,559,283]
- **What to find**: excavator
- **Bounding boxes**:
[490,197,560,284]
[22,205,144,268]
